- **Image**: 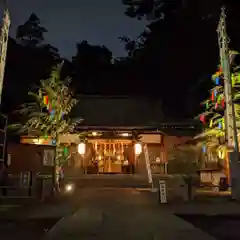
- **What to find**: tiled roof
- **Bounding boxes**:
[73,95,170,127]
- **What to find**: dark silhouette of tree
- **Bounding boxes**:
[3,12,61,117]
[72,41,113,94]
[120,0,240,118]
[16,13,47,47]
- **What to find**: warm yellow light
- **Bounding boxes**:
[122,133,129,137]
[92,132,97,136]
[33,138,42,144]
[134,143,142,155]
[78,142,86,155]
[218,149,225,159]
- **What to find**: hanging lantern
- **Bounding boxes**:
[218,121,222,129]
[215,102,218,109]
[78,142,86,155]
[43,95,49,105]
[44,134,48,139]
[134,143,142,155]
[206,102,209,109]
[215,77,220,85]
[52,139,56,145]
[214,89,217,97]
[219,66,222,72]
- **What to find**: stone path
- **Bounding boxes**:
[43,188,216,240]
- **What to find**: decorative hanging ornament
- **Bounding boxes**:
[211,91,214,100]
[222,119,225,130]
[202,145,206,153]
[215,77,220,85]
[218,121,222,129]
[231,74,236,86]
[221,99,225,108]
[206,102,208,109]
[214,89,217,97]
[43,95,49,105]
[52,139,56,145]
[48,103,52,112]
[200,115,205,123]
[215,102,218,109]
[50,109,55,118]
[209,119,213,128]
[63,147,68,157]
[219,66,222,72]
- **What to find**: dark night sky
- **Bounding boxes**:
[2,0,145,59]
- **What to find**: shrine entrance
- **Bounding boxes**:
[89,139,135,174]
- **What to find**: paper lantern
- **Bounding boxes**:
[78,142,86,155]
[215,77,220,85]
[134,143,142,155]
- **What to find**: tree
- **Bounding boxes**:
[11,62,83,187]
[120,1,240,118]
[195,53,240,167]
[16,13,47,47]
[72,41,113,94]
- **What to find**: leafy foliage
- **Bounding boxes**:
[16,13,47,47]
[196,55,240,151]
[10,62,83,165]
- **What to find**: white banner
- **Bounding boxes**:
[143,144,152,184]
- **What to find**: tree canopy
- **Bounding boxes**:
[16,13,47,47]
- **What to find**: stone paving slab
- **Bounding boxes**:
[43,188,217,240]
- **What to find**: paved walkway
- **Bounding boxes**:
[43,188,216,240]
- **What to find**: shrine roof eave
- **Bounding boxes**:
[74,125,167,134]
